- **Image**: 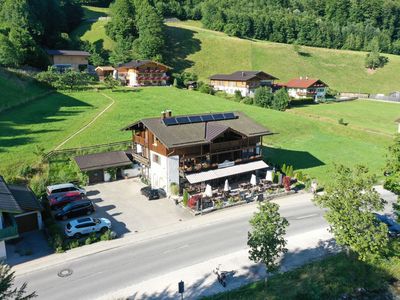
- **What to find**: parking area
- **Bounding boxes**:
[59,178,193,237]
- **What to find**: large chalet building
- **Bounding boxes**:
[116,60,170,87]
[123,111,271,195]
[209,71,278,97]
[46,50,90,72]
[284,77,328,100]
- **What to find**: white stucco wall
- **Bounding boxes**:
[288,87,327,99]
[149,151,180,195]
[128,71,137,86]
[213,85,250,97]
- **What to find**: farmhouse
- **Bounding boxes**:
[95,66,115,81]
[116,60,170,87]
[0,176,43,260]
[123,111,271,195]
[209,71,278,97]
[284,77,328,100]
[46,49,90,71]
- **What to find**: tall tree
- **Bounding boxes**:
[105,0,137,41]
[314,165,389,262]
[0,262,36,299]
[248,202,289,272]
[384,134,400,196]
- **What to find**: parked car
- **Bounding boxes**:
[49,191,83,210]
[47,183,86,200]
[375,213,400,237]
[55,199,95,220]
[65,217,111,238]
[140,186,160,200]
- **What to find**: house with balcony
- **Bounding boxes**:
[122,111,271,195]
[0,176,43,260]
[209,71,278,97]
[284,77,328,100]
[116,60,170,87]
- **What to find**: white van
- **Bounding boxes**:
[46,183,86,199]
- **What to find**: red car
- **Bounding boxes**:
[49,191,83,209]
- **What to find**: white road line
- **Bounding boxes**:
[295,213,319,220]
[162,244,189,254]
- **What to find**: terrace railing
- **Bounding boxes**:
[0,219,19,241]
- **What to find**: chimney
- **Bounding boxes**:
[241,72,245,77]
[161,111,166,119]
[305,76,309,80]
[300,76,303,80]
[166,110,172,117]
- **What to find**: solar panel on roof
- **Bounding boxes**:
[201,115,214,122]
[223,112,236,119]
[176,116,190,124]
[188,116,202,123]
[213,113,224,120]
[163,118,178,126]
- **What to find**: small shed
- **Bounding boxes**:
[74,151,134,184]
[9,185,43,234]
[95,66,115,81]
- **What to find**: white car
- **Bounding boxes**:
[65,217,111,238]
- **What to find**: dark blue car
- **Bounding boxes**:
[375,214,400,237]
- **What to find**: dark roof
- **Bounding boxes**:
[9,185,42,212]
[74,151,133,172]
[209,71,278,81]
[395,118,400,123]
[123,111,272,149]
[0,176,23,213]
[117,60,170,70]
[46,49,90,56]
[285,78,328,88]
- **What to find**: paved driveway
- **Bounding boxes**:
[84,178,193,237]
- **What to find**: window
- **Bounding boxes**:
[152,135,158,146]
[152,153,160,164]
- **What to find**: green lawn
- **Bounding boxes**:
[164,21,400,94]
[0,68,50,111]
[71,6,114,51]
[288,100,400,136]
[0,87,390,185]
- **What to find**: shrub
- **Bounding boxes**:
[282,163,287,174]
[85,233,98,245]
[18,164,34,179]
[338,118,347,126]
[254,86,273,107]
[68,240,80,250]
[198,82,214,95]
[100,230,114,241]
[283,176,291,191]
[104,75,120,90]
[271,88,290,111]
[170,182,179,196]
[241,97,254,105]
[365,50,389,69]
[234,90,242,101]
[215,199,223,209]
[287,165,294,177]
[182,189,189,207]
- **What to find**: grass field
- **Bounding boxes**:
[0,68,50,111]
[71,6,114,51]
[0,87,394,185]
[164,21,400,94]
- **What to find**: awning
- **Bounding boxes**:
[185,160,268,184]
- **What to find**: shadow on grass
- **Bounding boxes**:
[0,91,92,151]
[164,25,202,73]
[262,146,325,170]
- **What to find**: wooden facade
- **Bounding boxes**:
[117,61,170,87]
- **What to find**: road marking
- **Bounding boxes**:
[162,244,189,254]
[295,213,319,220]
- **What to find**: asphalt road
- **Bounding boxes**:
[15,195,327,300]
[15,189,396,300]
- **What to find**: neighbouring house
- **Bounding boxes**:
[284,77,328,100]
[396,118,400,133]
[74,151,140,184]
[209,71,278,97]
[46,50,90,72]
[116,60,170,87]
[0,176,43,260]
[95,66,115,81]
[123,111,271,195]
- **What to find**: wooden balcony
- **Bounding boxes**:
[0,218,18,241]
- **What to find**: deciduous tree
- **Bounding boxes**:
[314,165,389,262]
[248,202,289,272]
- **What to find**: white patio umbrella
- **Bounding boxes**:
[204,184,213,198]
[265,170,273,181]
[250,174,257,186]
[224,179,230,192]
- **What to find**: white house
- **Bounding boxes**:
[284,77,328,101]
[209,71,278,97]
